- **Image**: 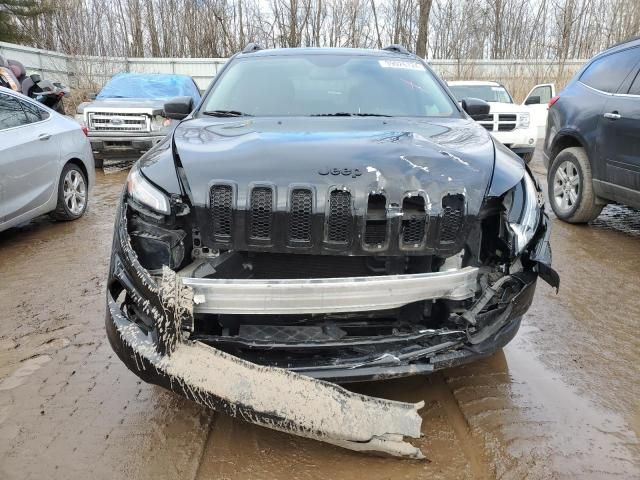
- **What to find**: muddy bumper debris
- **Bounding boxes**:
[107,296,425,458]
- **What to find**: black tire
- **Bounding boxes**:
[521,151,534,164]
[51,163,88,221]
[547,147,603,223]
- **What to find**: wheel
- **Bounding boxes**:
[520,151,533,164]
[51,163,88,221]
[547,147,603,223]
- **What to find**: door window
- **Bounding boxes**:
[528,85,552,104]
[579,47,640,93]
[627,70,640,95]
[20,99,49,122]
[0,93,29,130]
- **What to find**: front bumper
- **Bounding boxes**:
[89,134,165,157]
[106,193,553,457]
[492,129,537,152]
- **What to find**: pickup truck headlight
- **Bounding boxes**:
[517,112,530,129]
[127,165,171,214]
[504,173,541,254]
[151,115,171,131]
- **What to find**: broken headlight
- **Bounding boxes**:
[127,164,171,215]
[504,172,541,254]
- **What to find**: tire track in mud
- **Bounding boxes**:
[429,373,493,479]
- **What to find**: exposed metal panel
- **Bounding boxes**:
[181,266,479,314]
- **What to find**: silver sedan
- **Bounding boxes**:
[0,86,95,232]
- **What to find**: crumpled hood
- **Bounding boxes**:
[168,116,496,215]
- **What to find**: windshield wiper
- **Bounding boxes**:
[202,110,253,117]
[311,112,392,117]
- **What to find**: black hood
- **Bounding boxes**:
[169,116,496,215]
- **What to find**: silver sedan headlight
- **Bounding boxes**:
[127,165,171,214]
[504,172,541,254]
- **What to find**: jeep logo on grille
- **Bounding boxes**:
[110,118,124,125]
[318,167,363,178]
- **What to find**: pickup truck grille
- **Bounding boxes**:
[477,113,518,132]
[206,184,467,254]
[87,111,150,132]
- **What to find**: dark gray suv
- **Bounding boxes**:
[544,38,640,223]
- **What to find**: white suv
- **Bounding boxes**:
[448,80,554,163]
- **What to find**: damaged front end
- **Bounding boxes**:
[106,136,558,459]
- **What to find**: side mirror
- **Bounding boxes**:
[524,95,541,105]
[461,97,491,119]
[29,73,41,84]
[164,96,193,120]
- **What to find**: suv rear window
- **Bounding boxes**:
[579,47,640,93]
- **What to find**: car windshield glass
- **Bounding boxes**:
[448,85,513,103]
[201,55,458,117]
[97,74,200,103]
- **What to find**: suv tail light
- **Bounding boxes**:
[548,95,560,108]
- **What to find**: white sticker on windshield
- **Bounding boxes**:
[378,59,424,71]
[491,86,503,91]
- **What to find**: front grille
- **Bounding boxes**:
[498,123,516,132]
[249,187,273,240]
[327,190,351,243]
[87,111,150,132]
[364,194,387,247]
[210,185,233,239]
[289,189,312,242]
[440,194,465,243]
[476,113,518,132]
[401,196,426,245]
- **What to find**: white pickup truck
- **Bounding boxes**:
[448,81,555,163]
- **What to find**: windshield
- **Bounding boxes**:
[97,74,200,103]
[201,55,458,117]
[448,84,513,103]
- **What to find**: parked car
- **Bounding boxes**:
[0,87,94,232]
[76,73,201,167]
[544,38,640,223]
[104,44,559,458]
[448,80,554,163]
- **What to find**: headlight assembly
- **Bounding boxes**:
[504,172,541,254]
[127,165,171,215]
[517,112,530,129]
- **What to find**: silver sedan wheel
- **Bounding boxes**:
[553,160,580,214]
[63,169,86,215]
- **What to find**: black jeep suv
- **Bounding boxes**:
[105,45,558,457]
[544,37,640,223]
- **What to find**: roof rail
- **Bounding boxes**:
[242,43,263,54]
[382,44,411,55]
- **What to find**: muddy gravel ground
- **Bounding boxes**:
[1,149,639,479]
